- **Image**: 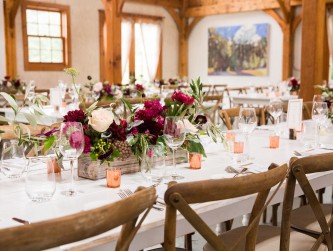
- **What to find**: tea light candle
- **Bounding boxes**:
[226,131,236,141]
[106,168,121,188]
[189,153,202,169]
[269,135,280,149]
[233,142,244,154]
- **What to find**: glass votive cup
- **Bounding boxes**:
[269,135,280,149]
[233,142,244,153]
[106,168,121,188]
[189,153,202,169]
[226,131,236,141]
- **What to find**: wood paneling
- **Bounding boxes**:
[125,0,183,9]
[300,0,327,101]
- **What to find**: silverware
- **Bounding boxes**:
[12,217,30,225]
[233,168,249,178]
[117,190,164,211]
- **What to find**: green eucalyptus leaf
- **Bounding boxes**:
[44,135,56,153]
[0,92,18,114]
[22,112,37,128]
[0,115,9,122]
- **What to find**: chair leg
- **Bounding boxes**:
[271,203,280,226]
[262,208,267,223]
[317,188,325,204]
[184,232,194,251]
[300,195,307,206]
[225,219,233,231]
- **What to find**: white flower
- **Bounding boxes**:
[88,108,114,132]
[115,89,123,99]
[93,82,103,92]
[176,119,198,134]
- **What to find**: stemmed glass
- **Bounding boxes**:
[238,108,257,160]
[140,144,165,186]
[311,102,328,148]
[163,116,186,180]
[58,122,84,196]
[267,98,283,127]
[58,80,67,103]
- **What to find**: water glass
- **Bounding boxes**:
[140,145,165,185]
[299,120,317,149]
[1,141,26,179]
[25,157,56,202]
[230,132,247,163]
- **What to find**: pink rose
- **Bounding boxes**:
[69,131,84,149]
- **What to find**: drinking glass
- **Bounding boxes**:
[58,80,67,101]
[58,122,84,196]
[313,95,326,102]
[238,108,257,134]
[311,102,328,148]
[25,156,56,202]
[267,98,283,125]
[140,145,165,186]
[299,120,317,149]
[1,141,26,179]
[163,117,186,180]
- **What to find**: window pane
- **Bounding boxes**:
[134,23,149,81]
[38,24,49,36]
[28,49,40,62]
[41,50,52,62]
[38,11,49,24]
[40,37,51,50]
[52,50,63,63]
[51,38,63,50]
[27,23,38,36]
[49,12,61,25]
[50,25,61,37]
[28,37,40,50]
[26,10,38,23]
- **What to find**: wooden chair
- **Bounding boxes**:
[280,153,333,250]
[219,107,265,130]
[224,87,249,108]
[163,164,289,250]
[0,124,51,140]
[0,186,156,251]
[202,95,223,123]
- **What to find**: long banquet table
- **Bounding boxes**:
[0,127,333,250]
[232,94,298,106]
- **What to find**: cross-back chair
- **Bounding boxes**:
[202,95,223,123]
[224,87,249,108]
[219,107,265,130]
[280,153,333,251]
[0,186,156,251]
[163,164,288,251]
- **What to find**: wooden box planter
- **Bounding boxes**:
[78,149,188,180]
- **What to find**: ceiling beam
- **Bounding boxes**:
[185,0,303,17]
[125,0,183,9]
[276,0,290,21]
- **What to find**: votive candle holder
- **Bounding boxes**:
[106,168,121,188]
[189,153,202,169]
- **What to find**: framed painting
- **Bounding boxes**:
[208,23,269,76]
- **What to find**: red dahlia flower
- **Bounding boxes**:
[171,91,195,105]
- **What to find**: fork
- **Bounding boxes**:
[118,190,164,211]
[123,188,166,206]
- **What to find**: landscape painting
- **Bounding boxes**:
[208,23,269,76]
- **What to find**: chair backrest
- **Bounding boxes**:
[0,124,51,140]
[163,164,288,251]
[202,95,223,123]
[219,107,265,130]
[280,153,333,251]
[0,186,156,251]
[224,87,249,107]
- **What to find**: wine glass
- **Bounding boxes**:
[238,108,257,134]
[312,102,328,148]
[267,99,283,125]
[163,116,186,180]
[1,141,26,179]
[58,80,67,102]
[140,144,165,186]
[25,156,56,202]
[58,122,84,196]
[313,95,326,102]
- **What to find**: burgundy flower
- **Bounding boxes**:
[36,128,59,137]
[132,127,139,135]
[14,80,20,88]
[2,81,7,87]
[98,148,113,160]
[4,76,10,80]
[69,131,84,149]
[83,135,92,153]
[63,110,86,123]
[289,78,300,89]
[135,84,144,92]
[194,115,207,125]
[171,91,195,106]
[108,119,128,141]
[103,85,114,97]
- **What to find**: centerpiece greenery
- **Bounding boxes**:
[315,83,333,123]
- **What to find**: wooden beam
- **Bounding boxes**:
[276,0,290,21]
[292,12,302,34]
[4,0,22,78]
[125,0,183,9]
[164,7,181,31]
[118,0,125,13]
[185,0,303,17]
[281,8,294,80]
[300,0,326,101]
[186,17,203,38]
[101,0,122,83]
[264,9,285,29]
[179,0,189,78]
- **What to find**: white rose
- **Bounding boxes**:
[115,89,123,99]
[93,82,103,92]
[176,119,198,134]
[88,108,114,132]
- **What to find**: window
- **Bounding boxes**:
[22,1,71,71]
[99,11,162,83]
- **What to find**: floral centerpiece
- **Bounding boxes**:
[315,83,333,123]
[288,77,300,94]
[62,68,223,175]
[1,76,25,94]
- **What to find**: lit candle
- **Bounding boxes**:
[189,153,202,169]
[106,168,121,188]
[269,135,280,149]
